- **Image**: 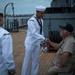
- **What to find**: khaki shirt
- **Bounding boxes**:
[53,35,75,66]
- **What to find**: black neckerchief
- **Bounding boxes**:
[35,17,42,34]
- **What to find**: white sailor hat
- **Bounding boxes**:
[35,5,46,11]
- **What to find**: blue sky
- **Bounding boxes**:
[0,0,52,15]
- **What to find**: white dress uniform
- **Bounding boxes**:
[0,36,7,75]
[0,27,15,74]
[21,13,46,75]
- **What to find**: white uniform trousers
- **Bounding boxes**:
[21,42,40,75]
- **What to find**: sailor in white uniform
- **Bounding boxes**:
[0,11,15,75]
[21,6,47,75]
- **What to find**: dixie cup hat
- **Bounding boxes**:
[35,5,46,11]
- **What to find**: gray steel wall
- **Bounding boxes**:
[51,0,70,7]
[43,13,75,37]
[51,0,75,7]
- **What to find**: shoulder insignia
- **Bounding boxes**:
[30,20,34,22]
[4,33,10,35]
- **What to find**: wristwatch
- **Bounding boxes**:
[8,69,15,74]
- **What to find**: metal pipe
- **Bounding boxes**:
[12,3,15,20]
[4,2,14,29]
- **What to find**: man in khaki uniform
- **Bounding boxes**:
[48,23,75,75]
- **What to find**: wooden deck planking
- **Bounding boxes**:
[11,28,56,75]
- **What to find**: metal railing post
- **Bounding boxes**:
[4,2,14,29]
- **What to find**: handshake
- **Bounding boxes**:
[41,38,51,52]
[43,38,51,45]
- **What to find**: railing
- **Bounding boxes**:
[4,2,14,30]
